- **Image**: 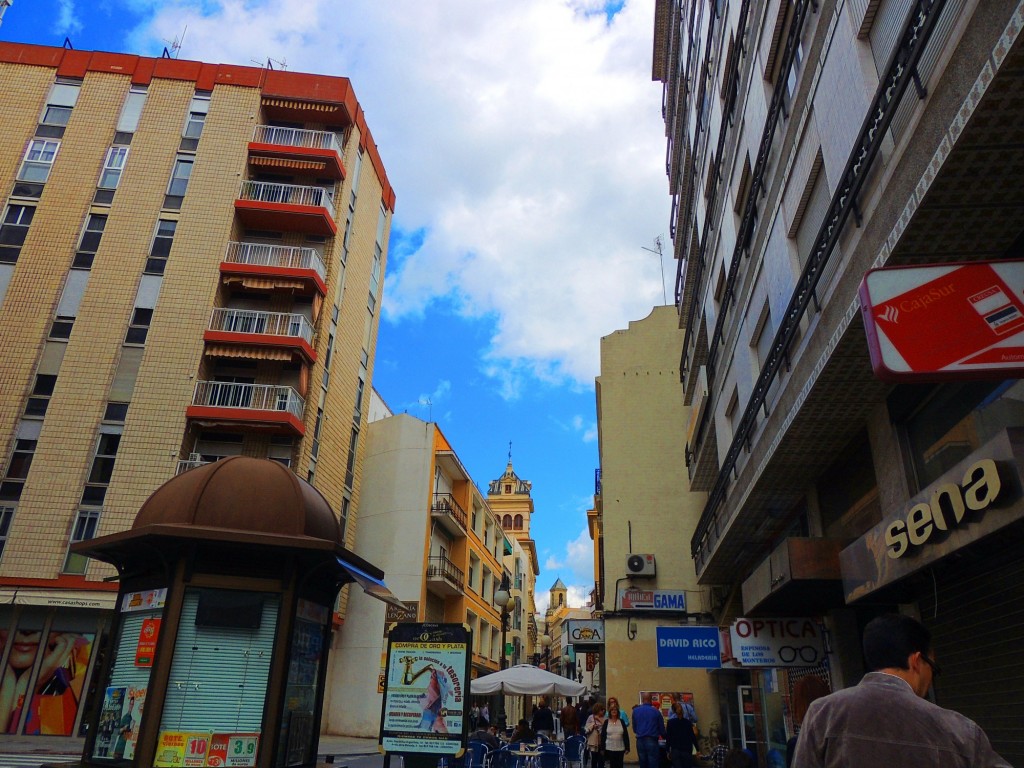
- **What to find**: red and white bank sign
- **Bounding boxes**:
[859,260,1024,381]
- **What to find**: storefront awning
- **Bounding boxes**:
[336,556,405,608]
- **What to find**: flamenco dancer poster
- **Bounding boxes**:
[379,623,470,758]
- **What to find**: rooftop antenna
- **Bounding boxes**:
[419,398,432,422]
[508,441,512,463]
[0,0,13,29]
[251,57,288,71]
[162,26,187,59]
[642,236,668,305]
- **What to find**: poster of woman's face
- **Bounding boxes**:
[0,621,95,735]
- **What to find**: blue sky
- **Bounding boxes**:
[2,0,670,610]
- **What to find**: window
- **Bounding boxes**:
[63,508,101,574]
[25,374,57,417]
[340,496,350,540]
[1,440,37,501]
[81,432,120,507]
[165,155,194,204]
[124,308,153,345]
[896,380,1024,491]
[345,427,358,488]
[73,214,107,269]
[146,219,176,274]
[0,506,13,560]
[104,402,129,422]
[752,301,774,371]
[49,316,74,339]
[18,139,60,183]
[117,85,148,134]
[183,92,211,139]
[0,204,36,264]
[322,332,335,389]
[99,146,129,189]
[513,514,523,530]
[39,80,81,129]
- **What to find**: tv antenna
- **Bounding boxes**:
[0,0,13,29]
[162,26,186,58]
[641,236,668,305]
[251,56,288,71]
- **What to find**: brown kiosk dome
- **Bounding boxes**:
[74,457,396,768]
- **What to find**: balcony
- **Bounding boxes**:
[426,554,464,597]
[221,241,327,296]
[431,493,468,537]
[186,381,305,436]
[234,181,337,236]
[175,454,210,475]
[204,308,316,365]
[249,125,346,180]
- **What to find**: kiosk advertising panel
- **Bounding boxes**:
[379,623,470,759]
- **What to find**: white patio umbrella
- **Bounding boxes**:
[470,664,587,696]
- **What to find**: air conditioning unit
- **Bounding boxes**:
[626,553,656,577]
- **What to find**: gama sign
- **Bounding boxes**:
[617,588,687,612]
[565,620,604,645]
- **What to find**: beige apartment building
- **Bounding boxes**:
[0,42,393,739]
[655,0,1024,761]
[335,394,537,736]
[592,306,717,729]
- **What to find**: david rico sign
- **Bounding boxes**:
[566,620,604,645]
[656,627,721,668]
[618,588,687,612]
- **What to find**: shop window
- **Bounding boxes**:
[0,204,36,264]
[817,429,880,541]
[894,380,1024,492]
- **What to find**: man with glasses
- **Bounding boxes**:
[793,613,1009,767]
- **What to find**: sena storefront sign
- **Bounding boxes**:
[859,260,1024,382]
[840,429,1024,603]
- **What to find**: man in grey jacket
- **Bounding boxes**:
[793,613,1009,768]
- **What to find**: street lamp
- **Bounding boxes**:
[540,632,551,669]
[495,574,515,732]
[561,653,571,679]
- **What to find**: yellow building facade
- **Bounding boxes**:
[0,42,393,738]
[594,306,718,731]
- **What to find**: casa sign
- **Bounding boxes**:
[566,620,604,645]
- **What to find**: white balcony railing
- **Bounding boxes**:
[223,241,327,283]
[176,454,209,475]
[252,125,342,155]
[192,381,305,421]
[209,308,314,346]
[238,180,336,220]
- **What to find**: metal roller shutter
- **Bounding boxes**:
[158,589,279,734]
[920,542,1024,766]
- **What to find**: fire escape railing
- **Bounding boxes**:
[690,0,950,560]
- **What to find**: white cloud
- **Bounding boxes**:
[56,0,83,35]
[126,0,668,392]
